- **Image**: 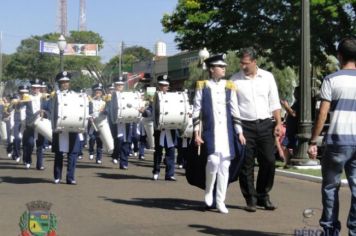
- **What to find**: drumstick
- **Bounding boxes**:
[197,120,202,156]
[89,117,99,132]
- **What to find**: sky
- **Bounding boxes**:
[0,0,180,62]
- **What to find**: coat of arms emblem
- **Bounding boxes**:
[19,200,57,236]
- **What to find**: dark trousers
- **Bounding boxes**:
[239,119,276,205]
[153,145,175,178]
[13,138,22,158]
[138,135,147,157]
[22,127,44,169]
[53,151,78,182]
[89,131,103,161]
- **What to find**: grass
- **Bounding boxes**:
[275,161,347,179]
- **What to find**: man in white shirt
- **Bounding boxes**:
[231,47,282,212]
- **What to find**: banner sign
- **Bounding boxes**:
[39,41,98,56]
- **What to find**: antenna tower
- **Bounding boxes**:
[79,0,87,31]
[57,0,68,36]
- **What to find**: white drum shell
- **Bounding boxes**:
[143,118,154,149]
[94,114,114,154]
[112,91,142,124]
[53,92,89,133]
[154,92,189,130]
[181,118,193,138]
[0,120,7,141]
[34,117,53,142]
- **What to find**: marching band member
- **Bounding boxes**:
[110,77,133,170]
[3,95,14,158]
[40,81,52,150]
[88,83,106,164]
[52,71,81,185]
[7,86,30,163]
[137,94,153,160]
[152,75,178,181]
[105,83,118,164]
[22,79,48,170]
[192,54,245,213]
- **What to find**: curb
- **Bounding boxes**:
[276,169,348,187]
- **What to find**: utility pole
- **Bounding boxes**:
[0,31,2,81]
[119,41,124,76]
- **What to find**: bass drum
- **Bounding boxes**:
[33,116,53,142]
[111,91,143,124]
[153,91,189,130]
[143,117,154,149]
[0,120,7,141]
[94,113,114,154]
[52,91,89,133]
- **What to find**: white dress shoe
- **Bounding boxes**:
[96,160,102,164]
[112,159,118,164]
[25,163,30,169]
[217,203,229,214]
[153,174,159,180]
[54,179,60,184]
[204,192,213,207]
[15,157,21,163]
[7,153,12,158]
[78,155,83,160]
[89,154,94,160]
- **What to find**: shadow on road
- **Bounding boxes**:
[189,224,291,236]
[0,162,23,170]
[102,197,204,212]
[0,176,52,184]
[76,163,113,169]
[96,172,152,180]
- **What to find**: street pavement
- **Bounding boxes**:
[0,145,352,236]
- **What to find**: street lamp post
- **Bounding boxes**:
[291,0,318,165]
[57,35,67,72]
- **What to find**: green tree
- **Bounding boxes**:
[162,0,356,69]
[106,46,154,75]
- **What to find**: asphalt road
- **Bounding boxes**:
[0,146,351,236]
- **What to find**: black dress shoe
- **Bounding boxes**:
[257,199,277,210]
[244,204,257,212]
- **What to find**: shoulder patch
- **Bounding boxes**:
[196,80,207,90]
[225,80,236,91]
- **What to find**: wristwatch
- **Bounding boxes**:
[308,140,317,145]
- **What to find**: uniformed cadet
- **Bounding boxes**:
[152,75,178,181]
[110,77,133,169]
[104,83,117,164]
[8,86,30,163]
[192,54,246,213]
[22,79,49,170]
[52,71,82,185]
[88,83,106,164]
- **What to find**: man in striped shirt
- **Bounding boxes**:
[308,36,356,236]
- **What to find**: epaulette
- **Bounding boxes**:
[195,80,207,90]
[225,80,236,91]
[50,91,56,98]
[104,94,112,102]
